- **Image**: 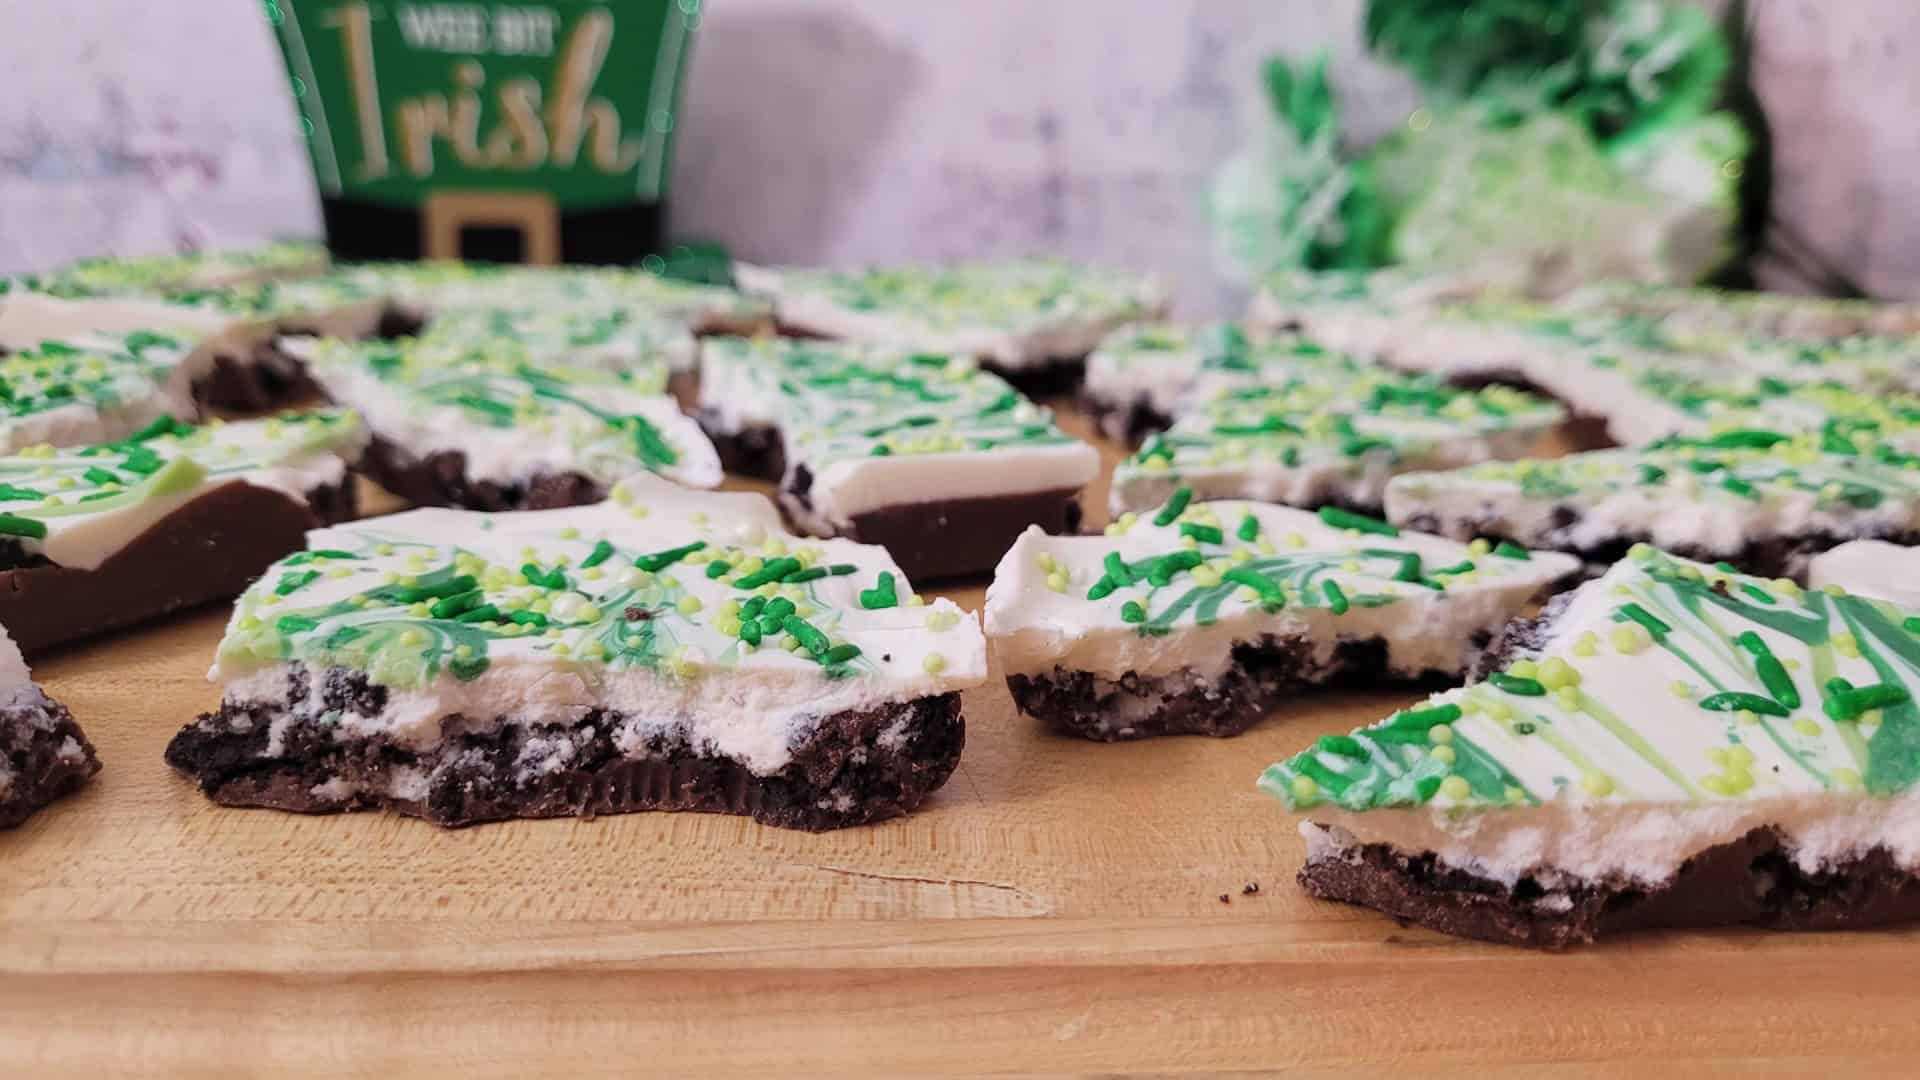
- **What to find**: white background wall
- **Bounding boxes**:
[2,0,1916,314]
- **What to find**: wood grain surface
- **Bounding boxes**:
[6,408,1920,1077]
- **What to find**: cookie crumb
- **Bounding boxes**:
[1218,894,1230,904]
[1242,882,1260,896]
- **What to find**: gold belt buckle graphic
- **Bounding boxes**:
[422,191,562,265]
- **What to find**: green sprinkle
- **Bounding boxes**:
[0,484,40,502]
[1120,600,1146,623]
[1180,523,1223,545]
[785,566,829,584]
[429,588,484,620]
[1414,776,1443,803]
[454,392,515,420]
[1315,735,1368,759]
[509,610,550,628]
[395,574,479,603]
[1705,428,1789,449]
[1722,474,1758,500]
[1906,617,1920,634]
[739,621,763,647]
[1389,703,1462,730]
[1153,487,1192,526]
[1223,567,1282,603]
[580,540,616,569]
[732,556,800,589]
[1490,673,1546,697]
[1146,550,1204,587]
[82,466,120,487]
[1322,580,1349,615]
[275,570,322,596]
[826,564,858,576]
[635,541,707,573]
[782,615,831,656]
[1615,602,1671,639]
[520,564,568,591]
[1429,559,1474,576]
[1491,541,1531,560]
[1391,553,1424,582]
[1086,578,1117,601]
[1825,683,1912,722]
[275,615,319,635]
[762,597,797,621]
[454,604,502,624]
[1103,552,1135,586]
[1741,583,1776,605]
[705,560,731,579]
[1701,691,1789,717]
[859,571,898,610]
[0,513,48,540]
[1316,506,1398,536]
[449,654,490,681]
[821,643,862,665]
[1236,514,1259,542]
[1636,464,1667,485]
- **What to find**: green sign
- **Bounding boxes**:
[265,0,698,210]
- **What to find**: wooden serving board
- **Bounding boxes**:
[6,409,1920,1076]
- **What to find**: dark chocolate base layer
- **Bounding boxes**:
[701,421,1087,581]
[356,434,604,512]
[982,356,1088,399]
[1078,391,1173,447]
[194,344,324,414]
[0,479,353,657]
[1300,826,1920,948]
[1007,633,1475,741]
[1397,509,1920,584]
[834,488,1084,582]
[165,666,965,831]
[0,689,101,828]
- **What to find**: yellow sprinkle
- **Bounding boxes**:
[1727,745,1755,768]
[374,544,395,556]
[1429,745,1457,766]
[1508,659,1540,679]
[452,644,474,660]
[1701,775,1733,797]
[1793,717,1822,737]
[628,504,650,519]
[1428,724,1454,744]
[1485,700,1514,723]
[1554,686,1581,710]
[1572,633,1598,658]
[400,629,426,647]
[1438,775,1471,801]
[906,594,926,607]
[1831,767,1863,791]
[925,609,960,632]
[1467,539,1491,557]
[1537,657,1580,690]
[1610,625,1648,654]
[1823,583,1847,597]
[1833,632,1860,658]
[558,527,580,540]
[690,511,709,525]
[1046,570,1069,593]
[407,602,432,618]
[677,595,703,615]
[1191,566,1222,588]
[1290,775,1319,802]
[1668,680,1692,698]
[1179,535,1199,550]
[1285,532,1308,550]
[1504,785,1529,805]
[1579,772,1615,797]
[922,653,947,674]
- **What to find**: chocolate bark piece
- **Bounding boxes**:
[0,479,352,656]
[986,493,1581,740]
[356,434,604,512]
[1385,434,1920,581]
[1298,826,1920,949]
[167,474,987,831]
[0,685,100,829]
[165,667,963,832]
[698,337,1100,578]
[1263,547,1920,946]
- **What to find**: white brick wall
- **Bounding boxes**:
[1,0,1914,311]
